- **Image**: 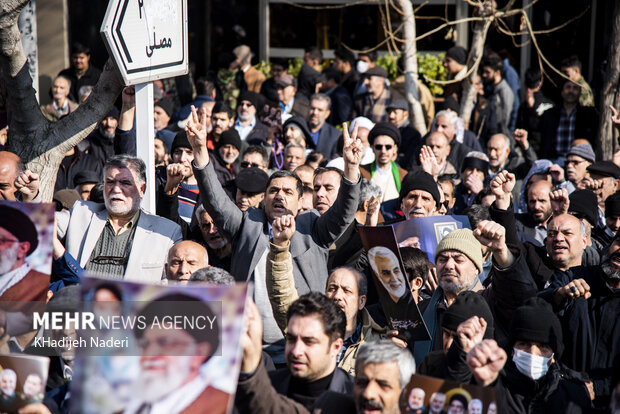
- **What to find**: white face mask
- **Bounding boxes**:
[357,60,369,74]
[512,348,553,380]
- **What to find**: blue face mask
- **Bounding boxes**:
[512,348,553,380]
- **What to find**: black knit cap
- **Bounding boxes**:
[568,189,598,227]
[368,122,401,147]
[238,91,260,109]
[217,129,242,151]
[510,297,563,357]
[442,291,494,339]
[154,98,175,118]
[461,156,489,177]
[235,167,269,194]
[170,130,191,155]
[0,204,38,255]
[399,171,441,208]
[446,46,467,65]
[283,116,312,147]
[605,192,620,217]
[587,161,620,179]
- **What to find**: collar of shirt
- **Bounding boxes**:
[0,262,31,296]
[53,100,69,112]
[279,97,295,115]
[106,210,141,235]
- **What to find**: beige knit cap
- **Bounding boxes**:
[434,228,483,273]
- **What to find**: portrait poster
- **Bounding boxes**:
[358,225,430,343]
[69,275,250,414]
[0,353,50,412]
[0,201,54,309]
[392,215,471,264]
[400,374,496,414]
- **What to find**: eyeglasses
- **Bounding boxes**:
[374,144,393,151]
[239,101,253,108]
[90,256,128,266]
[240,161,262,169]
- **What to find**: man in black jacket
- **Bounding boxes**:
[466,298,592,413]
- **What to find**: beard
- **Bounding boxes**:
[438,270,471,294]
[134,356,194,403]
[601,252,620,280]
[104,195,140,217]
[0,243,18,275]
[98,124,116,140]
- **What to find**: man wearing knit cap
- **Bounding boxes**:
[413,220,537,365]
[443,46,467,101]
[466,298,592,412]
[211,129,241,186]
[154,98,174,132]
[354,65,396,123]
[234,91,268,143]
[0,204,49,304]
[386,99,423,167]
[161,131,200,224]
[605,192,620,235]
[360,122,407,206]
[453,151,489,214]
[540,228,620,408]
[565,143,595,190]
[398,170,441,219]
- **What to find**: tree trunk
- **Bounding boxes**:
[395,0,427,135]
[459,0,493,126]
[0,0,124,201]
[598,0,620,160]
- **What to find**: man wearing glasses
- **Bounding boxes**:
[57,155,183,282]
[564,143,595,192]
[0,204,48,303]
[360,122,407,208]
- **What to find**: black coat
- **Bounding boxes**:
[298,64,321,99]
[447,140,472,173]
[314,122,341,160]
[539,104,598,160]
[540,265,620,409]
[494,362,592,414]
[54,148,102,193]
[515,91,554,155]
[326,86,353,126]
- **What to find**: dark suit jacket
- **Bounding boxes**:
[315,123,342,160]
[447,140,473,173]
[193,159,360,294]
[246,121,270,145]
[539,104,598,159]
[326,86,353,126]
[291,93,310,119]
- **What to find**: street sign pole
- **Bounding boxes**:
[135,82,155,213]
[101,0,188,213]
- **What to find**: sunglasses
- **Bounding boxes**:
[374,144,393,151]
[240,161,262,169]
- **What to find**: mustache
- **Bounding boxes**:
[358,397,383,410]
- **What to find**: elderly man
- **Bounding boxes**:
[40,75,78,121]
[466,298,592,412]
[277,73,309,119]
[368,246,408,303]
[398,171,442,220]
[164,241,208,284]
[232,44,265,93]
[0,369,17,408]
[186,105,362,363]
[413,221,536,365]
[57,155,183,282]
[124,293,228,413]
[210,129,241,186]
[283,142,306,172]
[585,161,620,211]
[539,231,620,409]
[354,340,416,414]
[307,94,340,159]
[432,110,483,168]
[237,293,355,413]
[354,66,393,123]
[486,132,536,181]
[0,152,38,202]
[0,204,48,304]
[234,91,269,143]
[419,132,458,179]
[360,122,407,206]
[564,144,595,191]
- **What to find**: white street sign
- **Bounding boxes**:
[101,0,188,85]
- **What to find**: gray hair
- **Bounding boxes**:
[103,154,147,185]
[489,133,511,149]
[358,179,382,211]
[54,75,72,88]
[285,141,306,154]
[465,151,489,162]
[368,246,397,278]
[355,340,416,387]
[434,110,458,127]
[310,93,332,110]
[0,369,16,382]
[190,266,235,285]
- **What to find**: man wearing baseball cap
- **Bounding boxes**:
[276,73,309,120]
[414,221,536,365]
[0,204,48,304]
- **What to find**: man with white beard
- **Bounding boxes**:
[56,155,182,281]
[124,293,228,414]
[0,204,48,303]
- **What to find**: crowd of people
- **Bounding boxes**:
[1,39,620,414]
